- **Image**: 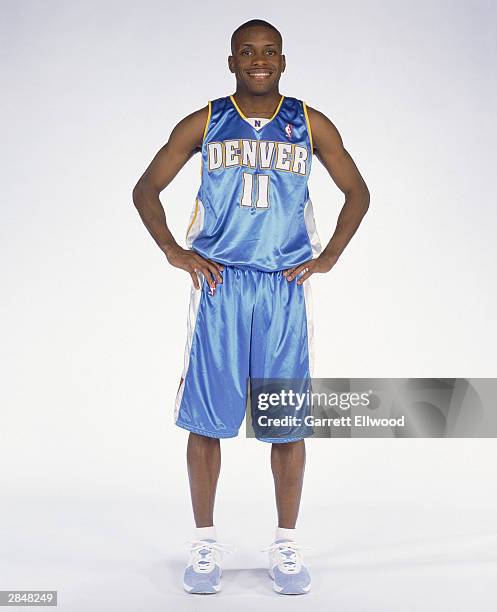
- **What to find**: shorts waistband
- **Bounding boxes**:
[219,263,284,273]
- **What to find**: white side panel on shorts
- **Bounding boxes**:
[303,278,316,377]
[174,272,205,422]
[303,198,323,258]
[186,198,205,248]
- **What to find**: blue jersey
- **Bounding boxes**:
[186,95,322,272]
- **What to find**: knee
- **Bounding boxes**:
[188,432,220,456]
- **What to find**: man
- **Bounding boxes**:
[133,19,369,595]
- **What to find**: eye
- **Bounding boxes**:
[265,48,276,56]
[241,48,253,56]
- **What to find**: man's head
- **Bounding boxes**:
[228,19,285,95]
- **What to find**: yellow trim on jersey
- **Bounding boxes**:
[230,94,285,124]
[229,94,247,120]
[199,101,211,181]
[303,101,314,153]
[186,197,199,239]
[202,101,212,141]
[271,95,285,121]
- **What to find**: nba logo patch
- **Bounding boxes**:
[285,123,293,139]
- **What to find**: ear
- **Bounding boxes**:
[228,55,235,74]
[281,54,286,73]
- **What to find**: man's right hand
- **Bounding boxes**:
[165,244,224,291]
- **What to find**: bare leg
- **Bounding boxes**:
[271,440,306,529]
[187,433,221,527]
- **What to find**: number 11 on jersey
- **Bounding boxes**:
[240,172,270,209]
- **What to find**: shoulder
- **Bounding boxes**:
[305,105,339,133]
[168,103,211,150]
[282,97,338,132]
[174,104,210,134]
[280,95,302,112]
[171,95,233,147]
[303,104,343,152]
[210,95,231,108]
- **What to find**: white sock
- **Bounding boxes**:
[195,526,217,541]
[275,527,296,542]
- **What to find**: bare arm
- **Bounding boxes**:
[285,106,370,283]
[132,106,223,290]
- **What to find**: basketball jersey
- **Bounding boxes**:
[186,95,322,271]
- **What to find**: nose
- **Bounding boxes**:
[251,50,270,65]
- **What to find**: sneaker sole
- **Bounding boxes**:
[183,582,220,594]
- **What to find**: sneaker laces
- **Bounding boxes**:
[186,540,234,573]
[261,540,315,573]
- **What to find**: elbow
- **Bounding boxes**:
[133,176,161,212]
[362,187,370,212]
[347,184,370,215]
[132,179,148,212]
[132,181,141,209]
[358,184,370,215]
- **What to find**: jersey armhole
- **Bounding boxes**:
[202,100,212,142]
[302,101,314,153]
[199,101,211,180]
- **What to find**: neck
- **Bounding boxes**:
[232,88,282,118]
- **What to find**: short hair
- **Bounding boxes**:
[230,19,282,54]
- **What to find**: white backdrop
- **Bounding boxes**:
[1,1,496,610]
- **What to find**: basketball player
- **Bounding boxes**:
[133,19,369,595]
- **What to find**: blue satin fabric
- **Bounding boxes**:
[191,96,314,272]
[175,266,313,442]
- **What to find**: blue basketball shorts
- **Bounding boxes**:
[174,264,316,443]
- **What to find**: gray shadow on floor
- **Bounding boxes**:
[145,559,280,597]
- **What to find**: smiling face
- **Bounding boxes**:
[228,25,286,96]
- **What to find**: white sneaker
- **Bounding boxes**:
[183,539,233,594]
[263,539,313,595]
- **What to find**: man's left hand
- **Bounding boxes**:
[283,253,339,284]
